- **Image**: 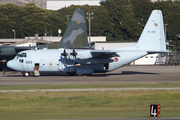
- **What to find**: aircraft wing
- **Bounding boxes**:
[90,50,120,58]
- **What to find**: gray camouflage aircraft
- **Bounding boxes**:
[0,9,88,61]
[7,10,171,77]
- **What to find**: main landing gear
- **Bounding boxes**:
[23,72,29,77]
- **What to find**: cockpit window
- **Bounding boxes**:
[17,53,27,58]
[19,59,24,63]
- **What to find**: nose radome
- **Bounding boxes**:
[7,60,17,70]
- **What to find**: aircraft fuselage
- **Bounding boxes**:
[7,49,148,76]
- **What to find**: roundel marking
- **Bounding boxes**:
[114,57,118,62]
[154,23,158,27]
[77,21,80,24]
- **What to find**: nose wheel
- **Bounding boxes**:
[23,72,29,77]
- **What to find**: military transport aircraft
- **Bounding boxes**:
[0,9,88,61]
[7,10,171,77]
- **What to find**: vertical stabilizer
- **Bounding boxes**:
[59,9,88,48]
[136,10,167,52]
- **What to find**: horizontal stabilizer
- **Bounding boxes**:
[147,50,172,54]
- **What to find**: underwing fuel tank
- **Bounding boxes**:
[75,58,114,64]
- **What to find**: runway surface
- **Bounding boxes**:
[0,66,180,85]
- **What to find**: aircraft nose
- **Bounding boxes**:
[7,60,17,70]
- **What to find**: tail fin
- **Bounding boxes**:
[59,9,88,48]
[136,10,168,53]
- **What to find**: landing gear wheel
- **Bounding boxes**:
[67,72,76,76]
[23,72,29,77]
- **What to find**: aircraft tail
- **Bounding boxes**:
[136,10,170,53]
[59,9,88,48]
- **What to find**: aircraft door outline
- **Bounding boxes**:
[34,63,40,76]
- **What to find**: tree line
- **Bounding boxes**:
[0,0,180,50]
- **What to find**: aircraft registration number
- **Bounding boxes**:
[147,31,156,33]
[26,61,32,64]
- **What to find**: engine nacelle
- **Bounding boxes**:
[0,48,16,56]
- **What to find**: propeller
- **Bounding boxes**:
[70,44,78,65]
[70,44,77,59]
[61,45,68,59]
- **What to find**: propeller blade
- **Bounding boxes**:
[70,48,77,58]
[70,43,77,58]
[61,48,68,58]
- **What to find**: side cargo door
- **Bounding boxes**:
[34,63,40,76]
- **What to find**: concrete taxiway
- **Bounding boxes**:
[0,66,180,85]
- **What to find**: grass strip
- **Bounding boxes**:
[0,89,180,120]
[0,83,180,90]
